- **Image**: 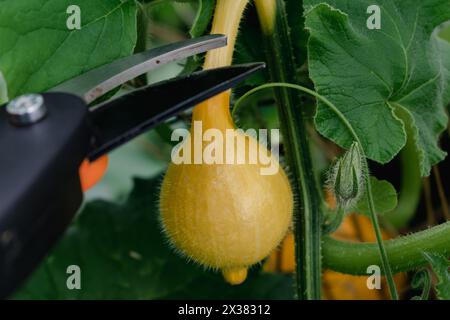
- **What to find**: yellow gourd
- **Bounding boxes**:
[159,0,293,285]
[160,92,293,285]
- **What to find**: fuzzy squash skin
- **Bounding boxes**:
[160,149,293,268]
[160,93,293,284]
[160,0,293,285]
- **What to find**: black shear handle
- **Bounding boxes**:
[0,93,90,298]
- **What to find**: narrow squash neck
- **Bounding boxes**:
[192,92,234,131]
[192,0,249,130]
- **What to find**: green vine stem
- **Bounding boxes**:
[366,178,399,299]
[323,221,450,275]
[235,82,399,299]
[384,119,422,229]
[254,0,322,300]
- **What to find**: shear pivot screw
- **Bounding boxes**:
[6,94,47,126]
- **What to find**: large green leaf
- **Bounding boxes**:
[423,252,450,300]
[0,0,137,99]
[304,0,450,176]
[14,176,294,300]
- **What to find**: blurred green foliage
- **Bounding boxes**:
[15,176,294,299]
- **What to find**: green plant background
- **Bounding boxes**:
[1,0,449,300]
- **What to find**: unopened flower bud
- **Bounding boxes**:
[329,142,365,208]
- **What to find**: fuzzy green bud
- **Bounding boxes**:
[329,142,365,208]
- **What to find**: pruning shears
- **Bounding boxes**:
[0,34,264,298]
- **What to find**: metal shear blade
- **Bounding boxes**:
[49,34,265,159]
[49,34,227,104]
[87,62,265,160]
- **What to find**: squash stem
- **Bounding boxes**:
[384,121,422,229]
[323,221,450,274]
[254,0,322,300]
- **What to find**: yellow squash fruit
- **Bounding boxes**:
[160,92,293,285]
